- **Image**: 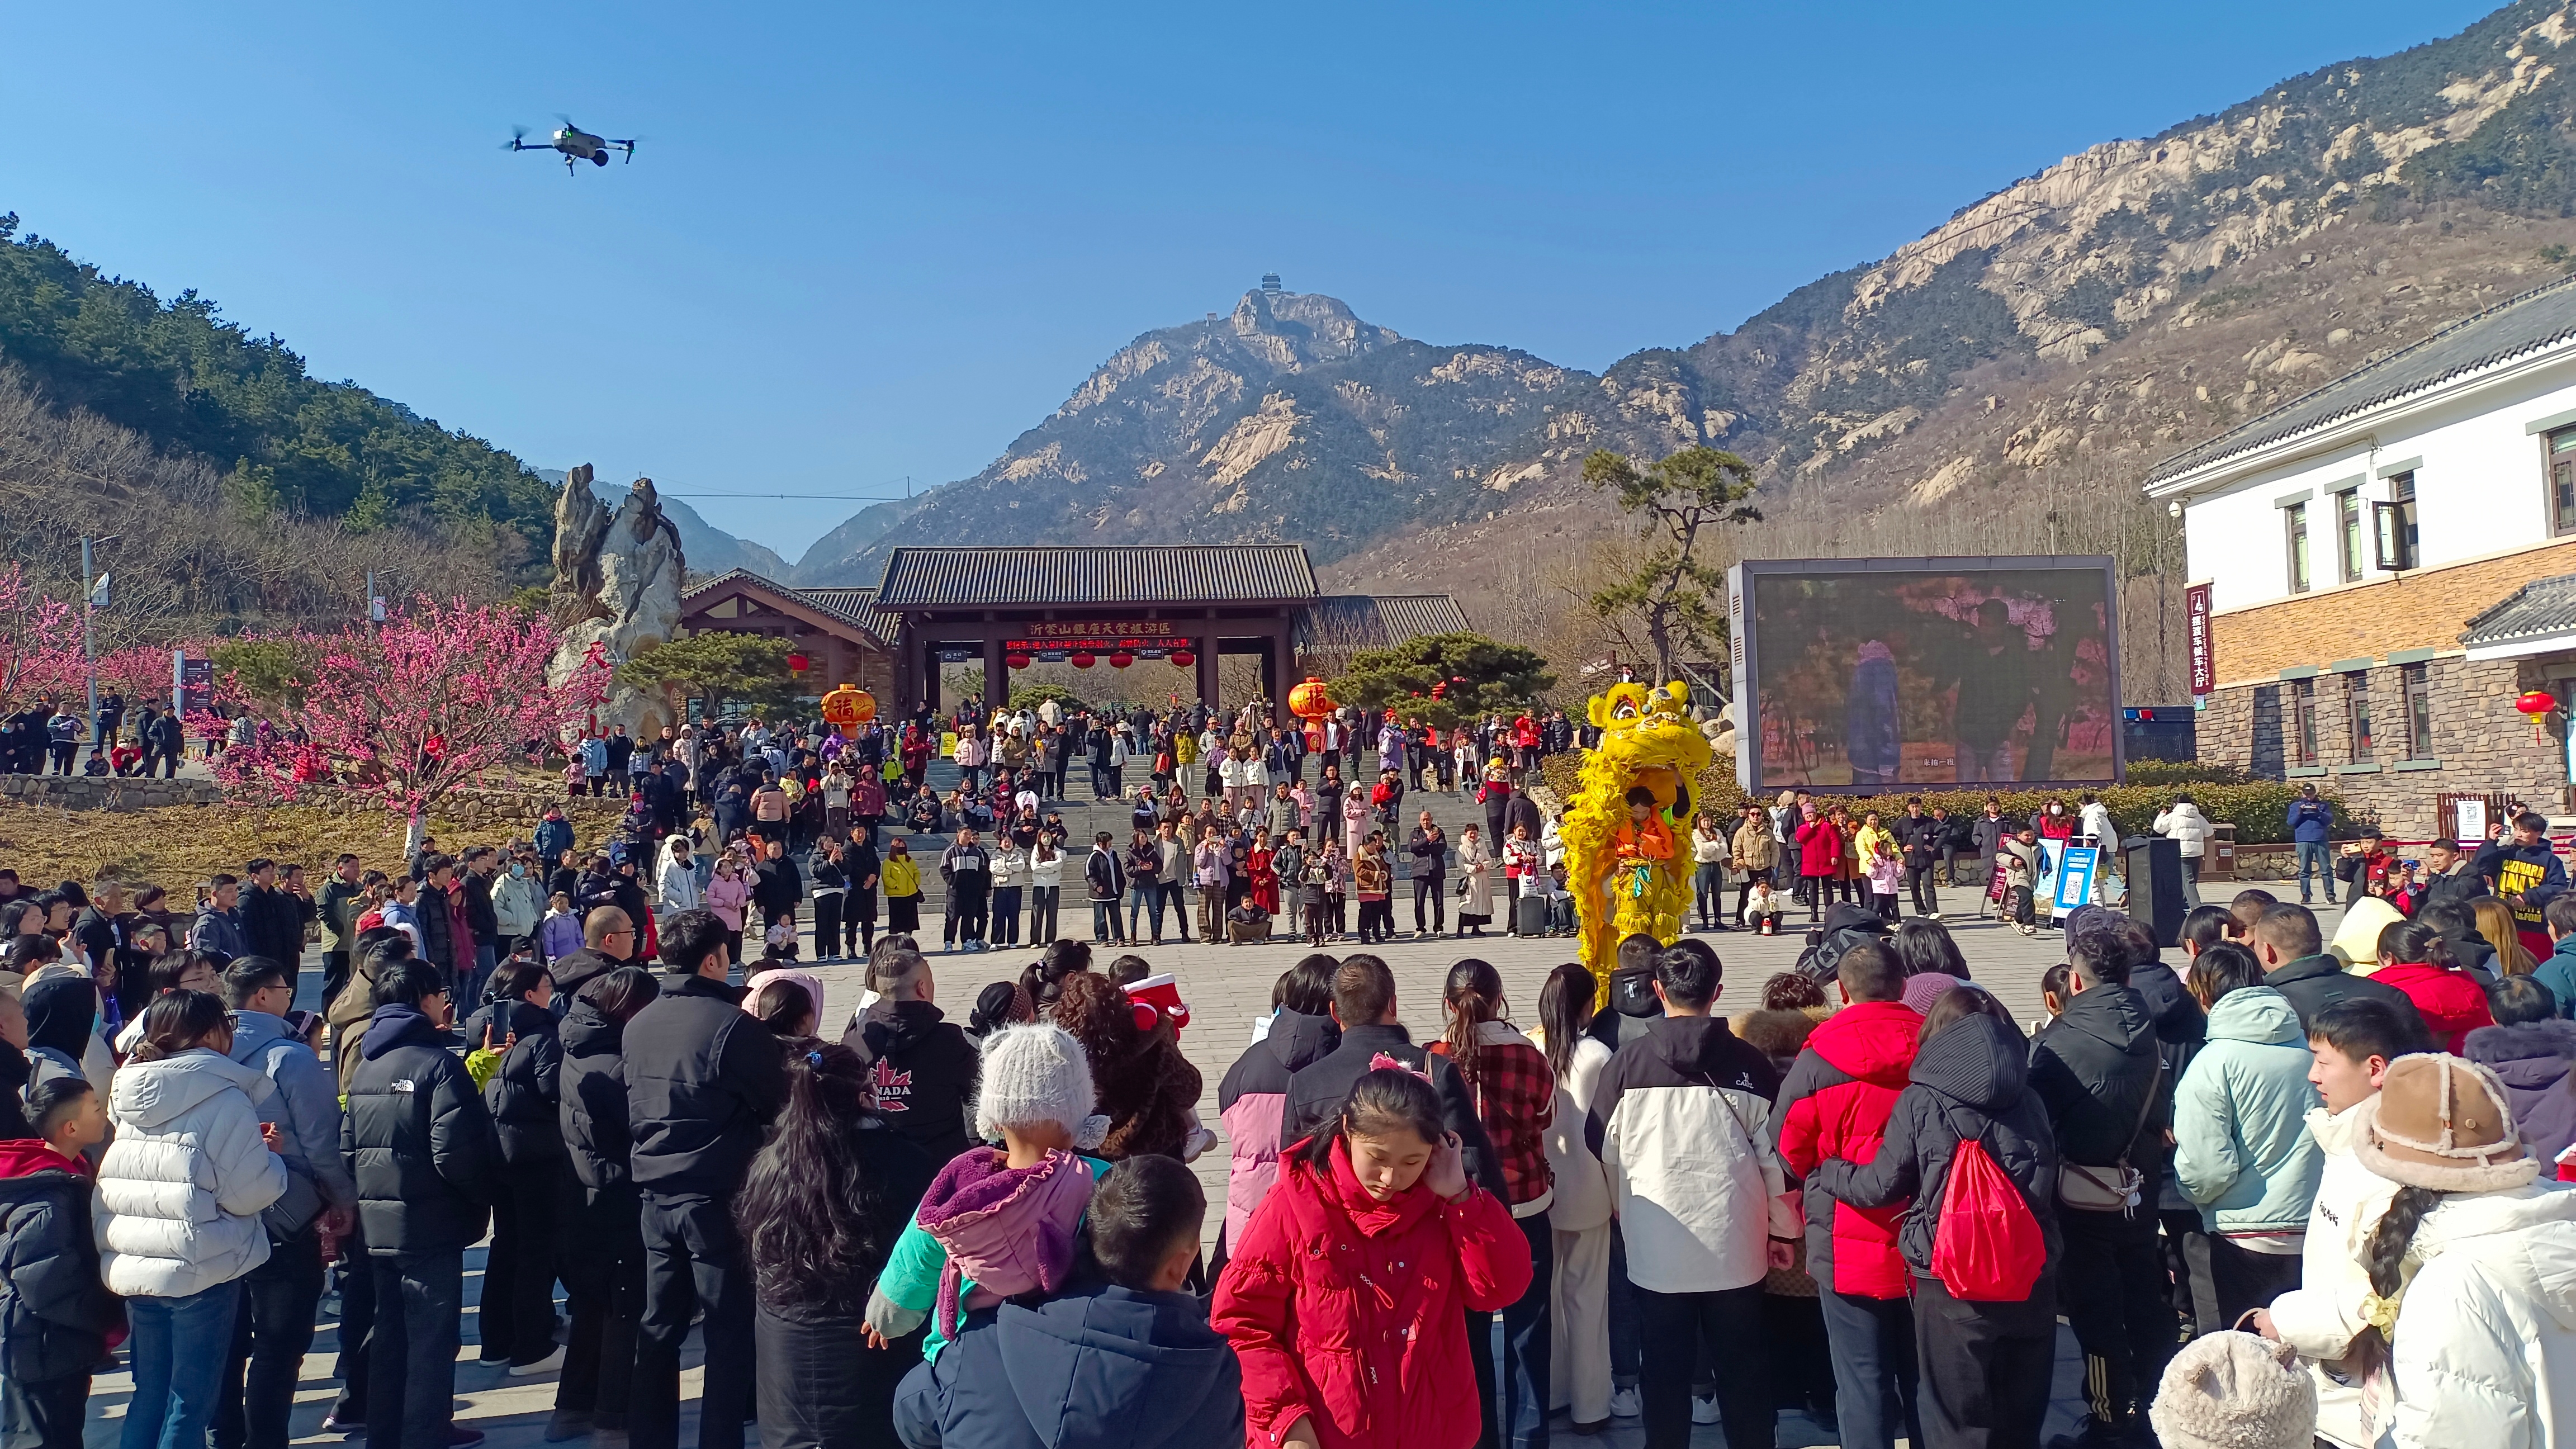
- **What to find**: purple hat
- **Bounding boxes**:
[1901,972,1963,1015]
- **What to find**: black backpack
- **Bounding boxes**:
[1796,903,1892,985]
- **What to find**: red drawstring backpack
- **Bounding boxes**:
[1929,1124,2046,1302]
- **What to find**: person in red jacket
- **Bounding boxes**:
[2371,919,2496,1053]
[1771,941,1924,1449]
[1794,804,1845,925]
[1213,1067,1535,1449]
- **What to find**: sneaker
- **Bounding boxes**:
[508,1346,566,1376]
[319,1414,364,1437]
[543,1411,593,1442]
[1690,1395,1721,1426]
[1608,1388,1641,1419]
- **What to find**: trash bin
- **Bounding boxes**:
[2205,822,2237,882]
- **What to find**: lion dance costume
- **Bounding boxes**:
[1562,680,1713,996]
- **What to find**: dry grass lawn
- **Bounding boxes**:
[0,795,629,891]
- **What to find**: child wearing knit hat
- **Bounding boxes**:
[862,1023,1112,1361]
[2148,1331,2317,1449]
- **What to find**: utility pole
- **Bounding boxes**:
[79,535,118,747]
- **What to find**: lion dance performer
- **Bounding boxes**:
[1561,680,1713,994]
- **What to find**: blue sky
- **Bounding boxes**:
[6,0,2501,560]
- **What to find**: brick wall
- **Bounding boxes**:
[2209,538,2576,685]
[2197,654,2568,835]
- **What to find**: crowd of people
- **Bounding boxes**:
[4,692,2576,1449]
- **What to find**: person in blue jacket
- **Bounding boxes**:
[2286,785,2335,907]
[893,1154,1242,1449]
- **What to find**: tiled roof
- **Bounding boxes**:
[1292,594,1473,656]
[874,546,1319,608]
[2461,571,2576,650]
[2144,272,2576,489]
[680,570,901,645]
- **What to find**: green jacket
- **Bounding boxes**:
[2172,986,2323,1236]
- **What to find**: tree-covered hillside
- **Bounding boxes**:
[0,212,552,538]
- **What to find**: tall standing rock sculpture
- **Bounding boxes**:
[547,466,687,736]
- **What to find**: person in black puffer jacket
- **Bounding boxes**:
[621,908,787,1449]
[1810,989,2058,1449]
[553,967,661,1441]
[0,1087,125,1449]
[461,960,568,1372]
[2028,931,2172,1443]
[342,959,501,1449]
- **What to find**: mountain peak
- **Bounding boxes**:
[1223,286,1404,371]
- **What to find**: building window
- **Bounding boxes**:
[2337,490,2363,583]
[2551,427,2576,536]
[2285,501,2312,594]
[2402,662,2433,760]
[2293,678,2319,765]
[2346,675,2374,761]
[2374,472,2418,571]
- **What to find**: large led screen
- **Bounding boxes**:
[1731,558,2120,790]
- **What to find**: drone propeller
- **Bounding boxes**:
[502,125,531,151]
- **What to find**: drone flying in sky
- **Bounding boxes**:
[505,119,637,174]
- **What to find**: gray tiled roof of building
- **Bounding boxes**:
[2460,571,2576,648]
[1291,594,1474,655]
[2143,272,2576,488]
[679,569,902,645]
[874,545,1320,607]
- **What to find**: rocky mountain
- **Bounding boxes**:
[538,469,793,580]
[800,0,2576,651]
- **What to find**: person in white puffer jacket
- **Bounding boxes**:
[2351,1053,2576,1449]
[96,990,288,1449]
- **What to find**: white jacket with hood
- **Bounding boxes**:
[2152,801,2212,859]
[94,1046,289,1298]
[2267,1102,2400,1449]
[2383,1178,2576,1449]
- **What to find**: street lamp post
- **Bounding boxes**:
[80,536,119,751]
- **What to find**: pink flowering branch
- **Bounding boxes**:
[200,596,608,824]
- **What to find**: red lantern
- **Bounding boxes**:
[2519,690,2558,717]
[1288,676,1335,720]
[1170,649,1196,668]
[1430,680,1448,699]
[1109,651,1134,669]
[1005,654,1032,671]
[1070,652,1096,669]
[786,651,809,674]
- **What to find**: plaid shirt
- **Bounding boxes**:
[1432,1024,1555,1208]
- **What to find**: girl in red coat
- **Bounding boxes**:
[2372,918,2496,1052]
[1213,1067,1535,1449]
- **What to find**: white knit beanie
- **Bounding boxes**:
[973,1022,1109,1150]
[2148,1330,2315,1449]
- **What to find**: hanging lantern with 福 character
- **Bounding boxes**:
[820,684,877,739]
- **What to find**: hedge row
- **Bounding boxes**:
[1538,756,2349,845]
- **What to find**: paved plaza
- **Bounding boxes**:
[83,887,2345,1449]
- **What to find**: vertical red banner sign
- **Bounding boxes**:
[2186,583,2215,699]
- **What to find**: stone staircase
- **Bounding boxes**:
[889,750,1504,910]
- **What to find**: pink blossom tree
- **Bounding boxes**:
[0,565,80,712]
[201,596,609,849]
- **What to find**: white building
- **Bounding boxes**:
[2141,273,2576,835]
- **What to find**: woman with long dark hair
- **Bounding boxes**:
[553,967,660,1441]
[1019,938,1093,1016]
[738,1041,935,1448]
[2375,920,2496,1053]
[1430,959,1556,1449]
[1535,962,1615,1433]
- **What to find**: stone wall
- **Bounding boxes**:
[2196,653,2566,836]
[0,775,225,811]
